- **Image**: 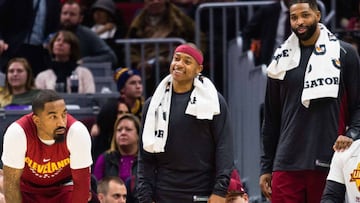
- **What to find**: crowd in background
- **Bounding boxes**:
[0,0,359,103]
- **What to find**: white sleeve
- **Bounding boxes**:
[1,123,27,169]
[327,151,346,184]
[67,121,93,169]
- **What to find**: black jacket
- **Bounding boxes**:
[261,41,360,175]
[137,91,234,203]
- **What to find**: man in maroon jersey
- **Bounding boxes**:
[2,89,93,202]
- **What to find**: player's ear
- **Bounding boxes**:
[97,193,105,201]
[197,64,203,74]
[32,114,40,126]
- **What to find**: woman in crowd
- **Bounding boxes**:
[35,30,95,93]
[0,57,39,108]
[93,113,140,202]
[93,113,139,181]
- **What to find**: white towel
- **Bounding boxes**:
[142,74,220,153]
[267,23,340,108]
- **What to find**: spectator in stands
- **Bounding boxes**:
[226,169,248,203]
[0,0,61,77]
[91,0,118,39]
[0,57,40,108]
[91,0,127,40]
[242,0,291,66]
[35,30,96,94]
[90,0,128,67]
[114,67,144,119]
[321,139,360,203]
[50,0,118,67]
[97,176,127,203]
[93,113,139,186]
[79,0,102,27]
[1,89,93,202]
[126,0,205,95]
[138,43,234,202]
[91,99,130,164]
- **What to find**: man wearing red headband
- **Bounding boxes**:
[138,43,234,203]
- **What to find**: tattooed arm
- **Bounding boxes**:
[3,165,23,203]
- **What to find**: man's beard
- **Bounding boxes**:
[54,134,65,143]
[292,22,318,41]
[53,127,66,143]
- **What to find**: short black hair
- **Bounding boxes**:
[289,0,319,11]
[32,90,63,115]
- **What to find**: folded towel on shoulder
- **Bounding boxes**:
[267,23,340,108]
[142,74,220,153]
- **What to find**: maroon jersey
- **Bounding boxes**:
[16,113,76,192]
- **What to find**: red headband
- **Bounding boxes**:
[174,44,203,65]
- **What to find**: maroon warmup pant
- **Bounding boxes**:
[271,170,327,203]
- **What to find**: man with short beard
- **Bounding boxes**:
[260,0,360,202]
[53,0,118,67]
[1,89,93,203]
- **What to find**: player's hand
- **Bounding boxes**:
[259,173,272,201]
[333,135,353,152]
